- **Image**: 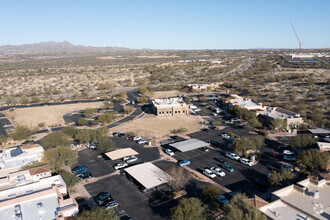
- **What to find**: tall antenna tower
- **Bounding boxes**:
[290,22,303,54]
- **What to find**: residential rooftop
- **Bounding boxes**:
[260,178,330,220]
[261,107,301,119]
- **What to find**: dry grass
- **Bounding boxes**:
[113,114,203,140]
[5,102,104,127]
[150,90,183,99]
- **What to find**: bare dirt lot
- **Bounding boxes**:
[113,114,203,141]
[150,90,183,99]
[5,102,104,127]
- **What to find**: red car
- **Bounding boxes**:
[271,152,280,158]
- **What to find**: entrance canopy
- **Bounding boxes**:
[124,162,171,189]
[169,138,208,152]
[105,148,138,160]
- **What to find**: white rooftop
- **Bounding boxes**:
[261,107,300,119]
[124,162,171,189]
[260,178,330,220]
[0,192,60,220]
[153,98,186,108]
[317,142,330,152]
[169,138,208,152]
[309,129,330,135]
[105,148,139,160]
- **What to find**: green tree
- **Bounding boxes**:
[268,169,294,186]
[20,95,29,104]
[124,105,134,114]
[77,117,88,126]
[270,118,287,131]
[98,113,115,124]
[103,101,113,109]
[9,125,35,140]
[40,132,72,149]
[230,106,261,128]
[30,96,41,103]
[224,193,266,220]
[62,126,78,137]
[97,137,115,153]
[75,208,118,220]
[75,129,92,144]
[291,134,316,148]
[202,184,222,201]
[171,197,207,220]
[59,170,79,188]
[297,149,329,176]
[116,91,127,103]
[231,136,264,156]
[83,108,97,118]
[43,146,77,172]
[137,86,149,95]
[137,96,149,103]
[0,134,7,145]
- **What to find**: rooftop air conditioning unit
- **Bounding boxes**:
[310,190,319,198]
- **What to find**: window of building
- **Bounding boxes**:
[175,111,177,114]
[178,111,181,114]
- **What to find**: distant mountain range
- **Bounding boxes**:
[0,41,130,54]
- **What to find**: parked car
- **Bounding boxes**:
[282,150,294,155]
[170,135,179,140]
[132,136,141,141]
[165,149,174,156]
[221,133,234,142]
[201,128,209,132]
[200,147,209,152]
[215,157,227,164]
[280,164,294,172]
[124,155,138,164]
[113,132,125,137]
[211,112,217,116]
[210,140,222,148]
[114,162,128,170]
[194,108,201,112]
[226,153,240,161]
[283,155,296,161]
[178,160,190,166]
[94,192,112,206]
[239,158,253,166]
[209,126,218,130]
[253,178,269,188]
[210,167,225,177]
[221,133,230,138]
[222,164,234,172]
[203,168,217,178]
[72,166,88,174]
[270,152,280,158]
[208,106,215,111]
[103,200,119,209]
[77,171,92,180]
[137,139,147,144]
[215,193,230,205]
[87,143,97,149]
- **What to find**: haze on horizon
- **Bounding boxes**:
[1,0,329,50]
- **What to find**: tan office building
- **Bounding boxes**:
[152,98,190,116]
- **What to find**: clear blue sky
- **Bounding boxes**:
[1,0,329,49]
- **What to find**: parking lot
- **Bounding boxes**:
[163,118,285,197]
[84,160,210,220]
[74,136,160,178]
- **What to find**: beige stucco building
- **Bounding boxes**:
[152,98,190,116]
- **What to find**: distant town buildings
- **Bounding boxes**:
[152,98,189,116]
[259,178,330,220]
[0,166,78,220]
[0,144,44,178]
[186,84,209,92]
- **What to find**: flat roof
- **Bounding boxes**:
[124,163,171,189]
[309,128,330,134]
[0,192,60,220]
[105,148,139,160]
[169,138,208,152]
[317,142,330,151]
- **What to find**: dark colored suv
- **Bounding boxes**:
[94,192,112,206]
[78,171,92,180]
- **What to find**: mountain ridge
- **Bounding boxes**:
[0,41,131,54]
